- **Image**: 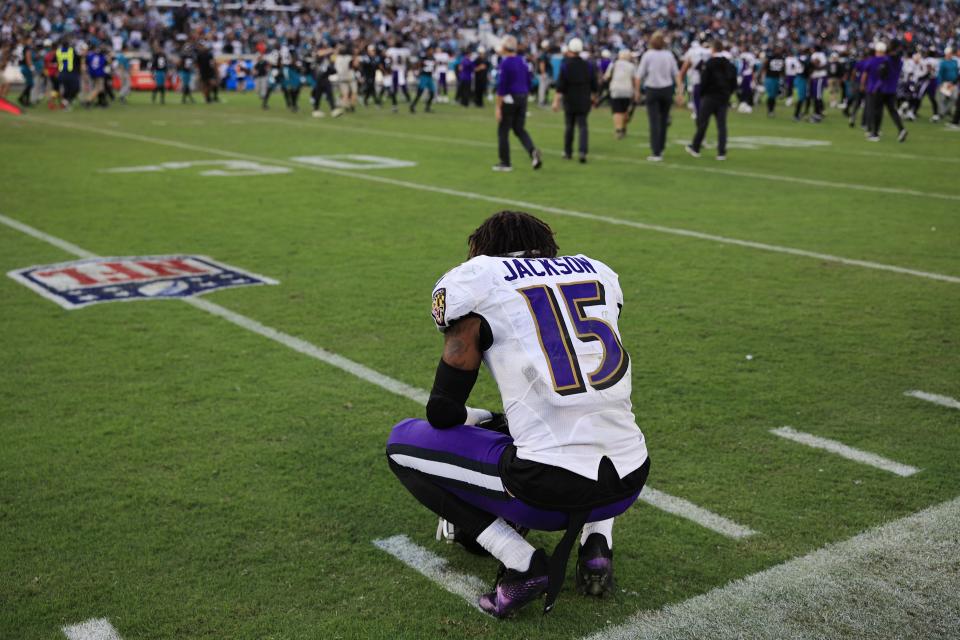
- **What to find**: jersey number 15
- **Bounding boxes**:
[519,280,629,396]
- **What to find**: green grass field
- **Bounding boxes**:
[1,92,958,639]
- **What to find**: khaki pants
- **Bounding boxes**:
[85,76,105,103]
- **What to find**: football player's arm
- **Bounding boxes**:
[676,57,690,86]
[426,316,484,429]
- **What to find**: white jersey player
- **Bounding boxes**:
[785,54,802,77]
[432,255,644,478]
[678,40,709,116]
[740,50,758,78]
[434,48,451,102]
[385,45,410,86]
[279,45,292,67]
[383,44,411,103]
[681,41,708,86]
[386,211,650,618]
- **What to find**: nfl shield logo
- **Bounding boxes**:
[8,255,278,310]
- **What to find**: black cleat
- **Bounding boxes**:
[479,549,549,618]
[576,533,615,597]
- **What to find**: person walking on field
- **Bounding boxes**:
[862,41,907,142]
[553,38,598,163]
[634,31,678,161]
[686,41,738,160]
[493,35,543,172]
[605,50,636,139]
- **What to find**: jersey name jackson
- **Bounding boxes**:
[502,255,597,281]
[431,254,648,481]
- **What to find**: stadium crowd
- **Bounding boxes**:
[2,0,959,145]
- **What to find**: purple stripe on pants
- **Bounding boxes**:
[811,76,827,99]
[387,418,640,531]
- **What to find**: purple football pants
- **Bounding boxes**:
[387,418,640,533]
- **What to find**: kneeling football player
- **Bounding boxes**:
[386,211,650,617]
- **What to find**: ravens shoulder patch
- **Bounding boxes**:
[432,288,446,327]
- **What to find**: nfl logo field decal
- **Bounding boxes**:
[8,256,278,310]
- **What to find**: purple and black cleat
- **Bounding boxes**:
[478,549,549,618]
[576,533,615,596]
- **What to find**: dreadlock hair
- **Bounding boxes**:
[467,210,559,259]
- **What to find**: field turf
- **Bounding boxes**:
[1,92,958,639]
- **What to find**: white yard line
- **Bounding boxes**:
[662,162,960,202]
[62,618,123,640]
[1,212,753,538]
[184,297,429,404]
[249,113,960,201]
[848,149,960,164]
[0,213,98,259]
[639,487,756,539]
[770,426,920,477]
[373,535,487,610]
[905,390,960,410]
[20,117,960,285]
[0,213,427,405]
[580,494,960,640]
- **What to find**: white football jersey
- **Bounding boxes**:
[431,254,648,480]
[740,52,757,76]
[387,46,410,70]
[435,51,450,75]
[683,44,709,85]
[902,57,918,82]
[785,55,802,76]
[810,51,828,77]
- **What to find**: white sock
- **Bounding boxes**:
[476,518,535,572]
[581,518,614,549]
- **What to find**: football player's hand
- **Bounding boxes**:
[495,107,502,122]
[464,407,493,425]
[477,412,510,435]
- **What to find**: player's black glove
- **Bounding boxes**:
[477,412,509,435]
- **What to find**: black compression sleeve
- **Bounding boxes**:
[426,359,478,429]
